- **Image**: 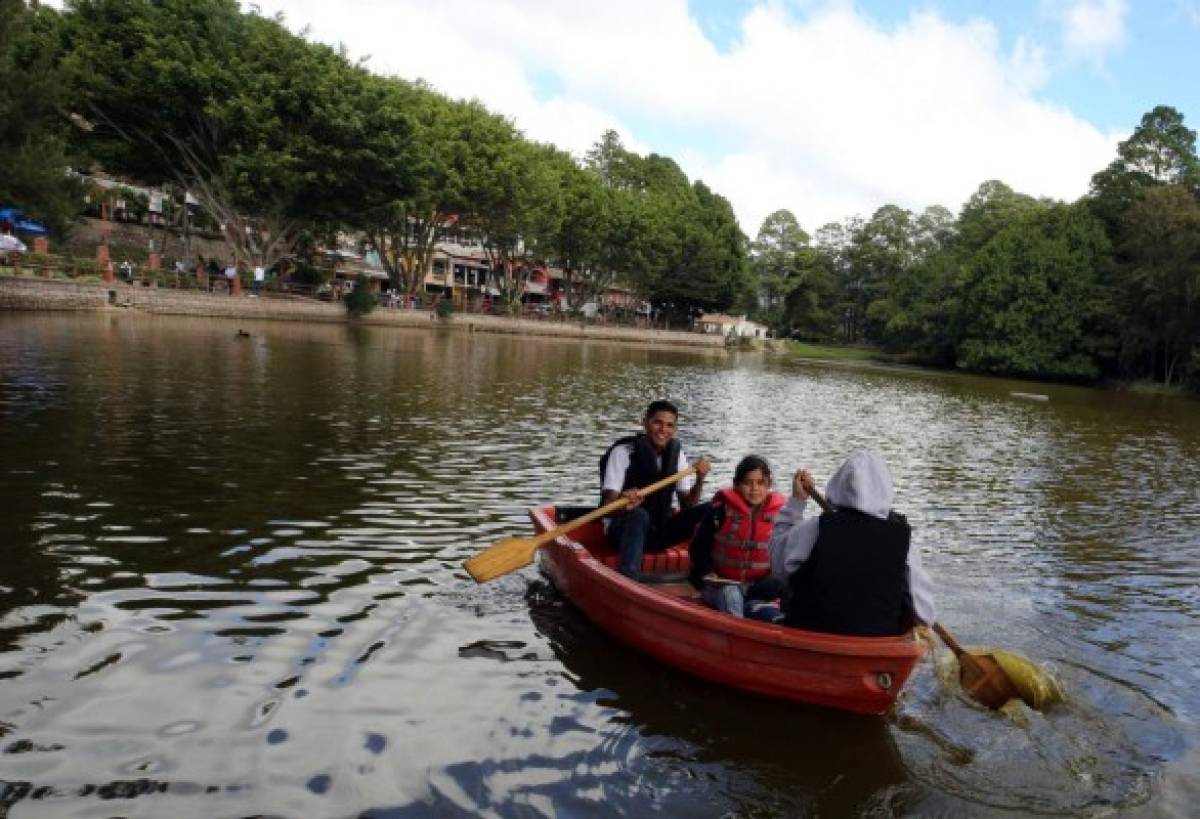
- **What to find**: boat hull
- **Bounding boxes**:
[531,506,927,715]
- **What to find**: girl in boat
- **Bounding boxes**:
[688,455,789,622]
[769,450,937,636]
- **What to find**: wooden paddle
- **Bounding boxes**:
[463,465,698,583]
[804,480,1029,711]
[929,622,1021,709]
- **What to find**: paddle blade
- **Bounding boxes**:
[988,648,1064,710]
[958,652,1021,710]
[463,536,541,583]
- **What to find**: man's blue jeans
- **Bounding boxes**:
[607,503,709,581]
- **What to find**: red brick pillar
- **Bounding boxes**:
[33,237,48,254]
[231,274,242,296]
[97,244,114,283]
[148,252,161,270]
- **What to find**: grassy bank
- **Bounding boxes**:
[1120,379,1194,397]
[783,341,892,362]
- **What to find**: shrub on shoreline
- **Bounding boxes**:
[344,274,376,318]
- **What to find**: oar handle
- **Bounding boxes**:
[808,485,832,513]
[529,464,699,550]
[931,622,966,658]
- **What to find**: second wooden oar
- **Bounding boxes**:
[930,622,1021,709]
[463,465,697,583]
[804,482,1057,711]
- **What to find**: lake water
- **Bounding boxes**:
[1,312,1198,817]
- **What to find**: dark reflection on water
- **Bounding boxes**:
[0,312,1197,817]
[524,582,912,817]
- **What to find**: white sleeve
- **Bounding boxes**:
[601,445,632,494]
[906,545,937,626]
[769,496,817,581]
[675,448,696,494]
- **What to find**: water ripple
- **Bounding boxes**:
[0,315,1197,817]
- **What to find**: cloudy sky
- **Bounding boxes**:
[241,0,1199,236]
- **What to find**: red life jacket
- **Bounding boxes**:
[711,488,786,582]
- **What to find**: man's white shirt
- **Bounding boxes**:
[601,442,696,500]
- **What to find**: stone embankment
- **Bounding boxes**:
[0,276,725,348]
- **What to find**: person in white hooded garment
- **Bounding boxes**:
[768,450,936,636]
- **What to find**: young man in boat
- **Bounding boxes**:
[769,450,937,636]
[601,400,711,581]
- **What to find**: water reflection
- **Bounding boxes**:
[0,312,1197,817]
[525,584,913,817]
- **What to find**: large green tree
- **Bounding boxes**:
[603,147,748,324]
[868,206,959,360]
[0,1,85,235]
[64,0,410,270]
[583,132,749,323]
[584,129,643,192]
[954,201,1115,380]
[750,209,808,326]
[547,158,613,311]
[1090,105,1200,230]
[1117,184,1200,386]
[465,136,564,305]
[656,180,748,323]
[359,90,510,297]
[955,180,1039,255]
[843,205,915,343]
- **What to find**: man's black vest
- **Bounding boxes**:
[786,509,912,636]
[599,434,681,530]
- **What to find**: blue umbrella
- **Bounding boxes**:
[15,218,48,236]
[0,208,48,236]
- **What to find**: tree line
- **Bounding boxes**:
[2,0,744,325]
[2,0,1197,389]
[747,106,1200,390]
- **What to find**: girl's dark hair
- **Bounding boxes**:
[734,455,772,484]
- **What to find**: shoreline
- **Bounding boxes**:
[0,275,725,349]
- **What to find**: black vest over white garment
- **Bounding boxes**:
[785,508,912,637]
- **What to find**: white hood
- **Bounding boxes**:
[824,450,894,519]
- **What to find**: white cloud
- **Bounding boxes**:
[1056,0,1128,60]
[246,0,1119,235]
[1010,35,1051,91]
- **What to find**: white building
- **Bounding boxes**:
[695,313,769,339]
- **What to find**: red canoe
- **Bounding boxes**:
[531,505,928,716]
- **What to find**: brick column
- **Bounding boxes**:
[33,237,48,254]
[97,244,114,283]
